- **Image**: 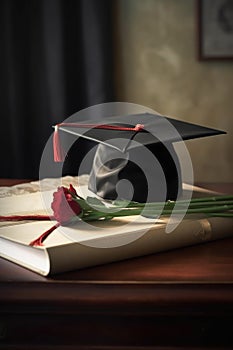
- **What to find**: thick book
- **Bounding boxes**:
[0,185,232,276]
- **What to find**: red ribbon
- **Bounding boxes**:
[53,122,144,162]
[0,214,56,247]
[29,223,60,247]
[0,215,52,221]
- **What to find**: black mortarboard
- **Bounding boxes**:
[53,113,225,203]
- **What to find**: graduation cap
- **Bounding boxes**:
[53,113,225,203]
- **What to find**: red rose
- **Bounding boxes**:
[51,185,82,225]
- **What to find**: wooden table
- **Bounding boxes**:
[0,181,233,349]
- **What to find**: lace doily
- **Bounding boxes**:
[0,175,89,198]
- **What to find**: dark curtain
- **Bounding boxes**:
[0,0,115,179]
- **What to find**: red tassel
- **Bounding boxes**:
[53,125,65,162]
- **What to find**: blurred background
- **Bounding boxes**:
[0,0,232,182]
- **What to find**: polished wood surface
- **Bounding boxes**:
[0,180,233,349]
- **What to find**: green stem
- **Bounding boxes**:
[84,205,233,220]
[169,200,233,209]
[208,212,233,217]
[112,196,233,210]
[79,195,233,222]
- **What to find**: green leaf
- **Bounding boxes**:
[86,196,107,209]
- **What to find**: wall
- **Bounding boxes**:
[116,0,233,182]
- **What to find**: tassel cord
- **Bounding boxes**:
[53,122,144,162]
